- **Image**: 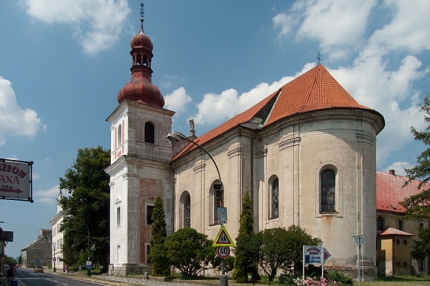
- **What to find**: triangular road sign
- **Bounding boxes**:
[213,225,234,247]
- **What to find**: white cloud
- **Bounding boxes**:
[367,0,430,55]
[20,0,131,55]
[274,0,377,61]
[34,185,60,204]
[164,87,192,115]
[0,77,45,146]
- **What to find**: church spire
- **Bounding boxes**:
[140,1,144,33]
[117,2,165,108]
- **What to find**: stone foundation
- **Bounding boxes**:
[108,263,151,276]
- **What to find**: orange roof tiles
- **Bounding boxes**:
[376,170,429,213]
[172,64,383,160]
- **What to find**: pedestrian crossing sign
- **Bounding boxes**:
[213,225,234,247]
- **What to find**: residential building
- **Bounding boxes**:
[21,229,52,268]
[376,170,430,276]
[50,194,66,272]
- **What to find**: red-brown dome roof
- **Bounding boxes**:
[117,73,164,107]
[130,31,153,51]
[117,26,164,108]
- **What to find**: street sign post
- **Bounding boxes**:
[353,235,365,286]
[213,225,234,247]
[217,207,227,224]
[216,246,230,259]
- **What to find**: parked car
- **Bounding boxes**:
[34,265,44,273]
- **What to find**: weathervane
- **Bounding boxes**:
[140,1,144,32]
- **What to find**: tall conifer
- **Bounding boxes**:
[233,189,258,282]
[149,195,170,276]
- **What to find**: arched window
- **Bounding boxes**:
[210,182,224,225]
[269,176,279,219]
[320,169,336,213]
[144,122,155,143]
[117,124,122,147]
[180,192,191,228]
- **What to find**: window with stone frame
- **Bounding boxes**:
[180,191,191,228]
[117,124,122,147]
[146,204,154,225]
[144,122,155,143]
[320,168,336,213]
[269,176,279,219]
[211,182,224,225]
[116,206,121,226]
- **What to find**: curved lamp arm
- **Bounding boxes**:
[167,131,223,189]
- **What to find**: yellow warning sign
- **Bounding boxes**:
[212,225,234,247]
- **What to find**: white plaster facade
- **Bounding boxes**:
[106,18,385,280]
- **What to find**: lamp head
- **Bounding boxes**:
[166,133,180,143]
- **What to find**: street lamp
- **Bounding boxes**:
[65,215,91,277]
[167,131,228,286]
[167,131,222,184]
[53,243,56,272]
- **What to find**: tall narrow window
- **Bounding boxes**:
[144,122,155,143]
[269,177,279,219]
[116,207,121,226]
[184,194,191,228]
[320,169,336,213]
[377,216,384,233]
[146,244,151,263]
[146,205,154,225]
[398,220,403,230]
[211,183,224,225]
[117,124,122,146]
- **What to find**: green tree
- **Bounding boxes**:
[256,226,321,281]
[401,96,430,259]
[233,189,259,282]
[285,225,322,276]
[149,195,170,276]
[59,146,110,272]
[164,228,215,277]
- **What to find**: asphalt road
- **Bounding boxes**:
[14,268,109,286]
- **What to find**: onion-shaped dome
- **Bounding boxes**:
[130,31,153,51]
[117,26,164,108]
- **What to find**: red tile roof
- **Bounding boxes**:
[173,64,384,160]
[380,227,412,236]
[376,170,429,213]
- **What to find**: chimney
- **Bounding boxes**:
[389,169,395,175]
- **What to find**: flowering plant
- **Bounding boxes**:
[294,276,341,286]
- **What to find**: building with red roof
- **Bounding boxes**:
[376,170,430,276]
[103,6,429,282]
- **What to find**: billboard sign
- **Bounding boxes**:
[0,158,33,202]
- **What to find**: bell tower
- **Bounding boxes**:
[106,2,174,276]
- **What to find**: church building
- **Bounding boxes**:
[105,10,385,279]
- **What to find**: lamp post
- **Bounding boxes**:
[167,131,228,286]
[53,243,56,272]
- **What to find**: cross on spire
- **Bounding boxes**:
[316,51,322,64]
[140,1,144,32]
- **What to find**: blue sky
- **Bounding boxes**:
[0,0,429,259]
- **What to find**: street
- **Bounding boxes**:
[13,268,110,286]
